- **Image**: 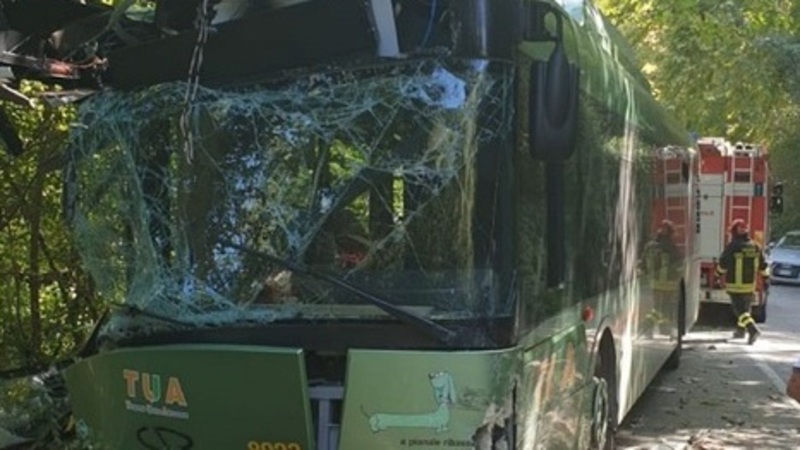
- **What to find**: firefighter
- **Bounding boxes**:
[716,219,769,344]
[642,220,682,336]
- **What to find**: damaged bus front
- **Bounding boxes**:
[63,56,531,448]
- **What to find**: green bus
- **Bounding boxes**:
[8,0,699,448]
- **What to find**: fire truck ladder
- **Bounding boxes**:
[662,153,686,249]
[728,144,756,228]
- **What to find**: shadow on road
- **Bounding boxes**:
[617,332,800,449]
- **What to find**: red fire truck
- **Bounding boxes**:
[695,137,770,322]
[651,145,697,257]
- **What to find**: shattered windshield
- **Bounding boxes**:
[66,59,514,339]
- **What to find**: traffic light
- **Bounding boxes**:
[770,182,784,214]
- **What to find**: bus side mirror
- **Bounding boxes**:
[527,7,580,162]
[770,182,784,214]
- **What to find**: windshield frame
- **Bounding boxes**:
[65,56,517,347]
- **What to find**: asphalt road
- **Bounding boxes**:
[615,285,800,449]
[751,284,800,387]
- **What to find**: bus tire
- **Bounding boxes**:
[593,334,617,450]
[664,285,686,371]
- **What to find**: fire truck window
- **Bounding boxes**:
[681,161,689,181]
[734,172,751,182]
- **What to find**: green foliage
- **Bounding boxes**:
[596,0,800,235]
[764,123,800,236]
[596,0,795,140]
[0,375,69,446]
[0,83,102,370]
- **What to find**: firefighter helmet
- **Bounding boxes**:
[729,218,748,234]
[658,219,675,236]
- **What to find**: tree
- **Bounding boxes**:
[597,0,795,137]
[0,82,101,370]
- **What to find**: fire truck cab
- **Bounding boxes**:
[696,137,770,322]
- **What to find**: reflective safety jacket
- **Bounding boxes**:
[643,238,681,291]
[716,235,769,294]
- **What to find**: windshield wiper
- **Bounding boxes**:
[224,242,458,345]
[109,301,195,328]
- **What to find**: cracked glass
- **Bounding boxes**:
[65,58,514,341]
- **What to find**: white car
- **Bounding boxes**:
[768,231,800,285]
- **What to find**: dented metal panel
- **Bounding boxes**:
[63,345,314,449]
[340,349,518,450]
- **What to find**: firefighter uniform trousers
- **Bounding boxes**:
[729,292,757,335]
[716,240,768,337]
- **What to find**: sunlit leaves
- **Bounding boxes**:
[0,83,96,369]
[597,0,794,140]
[595,0,800,233]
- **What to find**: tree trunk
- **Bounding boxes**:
[27,168,43,362]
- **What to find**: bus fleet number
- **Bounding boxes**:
[247,442,301,450]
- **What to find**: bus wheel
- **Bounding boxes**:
[593,338,617,450]
[589,376,609,449]
[664,288,686,371]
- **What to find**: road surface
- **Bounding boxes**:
[616,284,800,449]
